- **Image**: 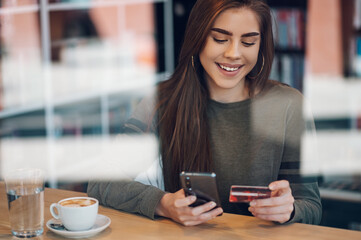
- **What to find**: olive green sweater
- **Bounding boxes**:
[87,82,322,224]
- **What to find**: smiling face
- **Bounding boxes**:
[199,7,261,102]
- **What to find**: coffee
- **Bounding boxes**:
[60,199,96,208]
[50,197,99,231]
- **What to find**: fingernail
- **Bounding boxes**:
[210,202,216,208]
[250,201,256,206]
[248,207,254,212]
[190,196,196,201]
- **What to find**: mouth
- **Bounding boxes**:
[216,63,242,72]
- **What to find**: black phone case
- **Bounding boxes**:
[179,172,222,208]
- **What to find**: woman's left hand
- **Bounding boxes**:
[248,180,295,223]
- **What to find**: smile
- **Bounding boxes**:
[216,63,242,72]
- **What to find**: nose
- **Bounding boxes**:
[224,41,241,60]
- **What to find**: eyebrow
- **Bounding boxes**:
[211,28,260,37]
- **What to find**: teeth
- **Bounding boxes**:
[219,64,240,72]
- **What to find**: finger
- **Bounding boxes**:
[197,207,223,221]
[174,195,196,208]
[269,180,290,191]
[250,194,294,207]
[179,207,223,225]
[249,204,294,215]
[190,201,217,216]
[253,213,292,223]
[182,220,204,226]
[175,188,186,197]
[272,187,292,197]
[182,215,218,226]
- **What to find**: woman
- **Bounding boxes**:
[88,0,322,226]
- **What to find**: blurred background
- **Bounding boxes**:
[0,0,360,231]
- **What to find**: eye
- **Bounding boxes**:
[213,37,227,43]
[242,42,255,47]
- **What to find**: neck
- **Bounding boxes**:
[209,82,250,103]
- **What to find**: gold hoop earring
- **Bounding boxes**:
[191,55,195,69]
[248,53,264,79]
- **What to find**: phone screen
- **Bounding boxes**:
[179,172,222,208]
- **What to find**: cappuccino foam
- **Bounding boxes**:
[60,199,96,207]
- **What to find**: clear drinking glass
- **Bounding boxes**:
[4,168,44,238]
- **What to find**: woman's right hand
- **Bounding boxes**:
[155,189,223,226]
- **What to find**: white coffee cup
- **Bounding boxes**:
[50,197,98,231]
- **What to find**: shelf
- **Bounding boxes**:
[275,47,305,55]
[0,1,167,15]
[0,72,167,119]
[0,103,44,119]
[0,4,39,15]
[304,76,361,120]
[47,0,167,12]
[354,28,361,35]
[52,75,157,108]
[320,188,361,203]
[51,37,92,48]
[267,0,307,9]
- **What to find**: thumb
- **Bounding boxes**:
[269,180,290,191]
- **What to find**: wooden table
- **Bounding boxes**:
[0,182,360,239]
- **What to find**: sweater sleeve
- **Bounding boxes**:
[288,182,322,224]
[87,89,166,219]
[87,180,165,219]
[277,90,322,225]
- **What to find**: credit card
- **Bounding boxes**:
[229,185,271,203]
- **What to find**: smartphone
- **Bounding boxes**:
[229,185,271,203]
[179,172,222,208]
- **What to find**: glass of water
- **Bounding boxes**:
[4,168,44,238]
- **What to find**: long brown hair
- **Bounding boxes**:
[156,0,274,192]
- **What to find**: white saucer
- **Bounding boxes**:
[46,214,111,238]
